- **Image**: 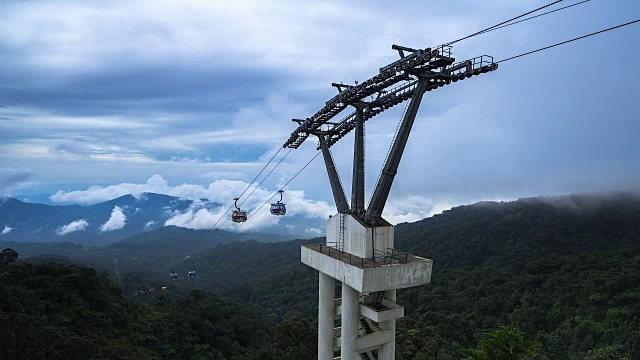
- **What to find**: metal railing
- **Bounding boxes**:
[448,55,496,77]
[316,244,409,269]
[373,248,409,265]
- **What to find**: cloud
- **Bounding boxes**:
[170,156,211,163]
[164,204,227,230]
[1,226,12,235]
[144,220,155,230]
[56,219,89,235]
[99,206,126,232]
[50,175,169,204]
[0,167,34,196]
[50,174,254,204]
[164,187,333,232]
[48,174,334,231]
[381,196,457,225]
[2,0,639,226]
[381,193,517,225]
[305,227,323,236]
[51,139,91,156]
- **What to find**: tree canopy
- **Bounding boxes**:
[1,248,18,264]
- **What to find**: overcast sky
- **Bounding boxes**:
[1,0,639,229]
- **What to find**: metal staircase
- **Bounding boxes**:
[358,319,379,360]
[372,291,386,310]
[360,351,377,360]
[360,319,374,335]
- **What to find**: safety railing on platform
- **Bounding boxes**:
[448,55,496,77]
[373,248,410,265]
[316,244,409,269]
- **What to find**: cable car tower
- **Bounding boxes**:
[285,44,498,360]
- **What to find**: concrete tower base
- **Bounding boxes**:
[303,214,433,360]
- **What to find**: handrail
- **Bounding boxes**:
[317,243,410,269]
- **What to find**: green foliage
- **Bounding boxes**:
[460,324,540,359]
[583,346,629,360]
[0,260,319,359]
[396,312,471,359]
[1,248,19,263]
[392,194,640,359]
[3,193,640,359]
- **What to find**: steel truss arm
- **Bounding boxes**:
[283,51,497,149]
[283,45,457,149]
[317,134,350,214]
[364,77,430,226]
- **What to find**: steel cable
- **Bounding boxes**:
[497,19,640,63]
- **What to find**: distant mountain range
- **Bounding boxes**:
[0,192,323,245]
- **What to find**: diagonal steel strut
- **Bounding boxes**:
[351,106,365,214]
[364,77,430,225]
[317,134,350,214]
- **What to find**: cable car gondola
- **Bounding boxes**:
[270,190,286,216]
[170,268,178,281]
[187,266,196,278]
[232,197,247,223]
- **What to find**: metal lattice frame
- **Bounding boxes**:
[285,44,498,225]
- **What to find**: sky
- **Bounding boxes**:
[1,0,639,231]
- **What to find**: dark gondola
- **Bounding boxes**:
[270,190,286,216]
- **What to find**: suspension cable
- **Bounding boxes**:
[182,146,285,259]
[238,148,293,208]
[497,19,640,63]
[220,151,322,243]
[238,146,283,200]
[183,149,317,260]
[481,0,592,34]
[445,0,564,46]
[183,203,234,260]
[188,149,292,255]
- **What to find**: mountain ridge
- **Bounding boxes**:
[0,192,318,245]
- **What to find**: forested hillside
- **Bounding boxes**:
[2,193,639,359]
[393,193,640,359]
[0,225,292,275]
[0,261,316,359]
[395,193,640,270]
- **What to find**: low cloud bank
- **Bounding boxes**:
[50,174,251,205]
[163,189,333,232]
[56,219,89,235]
[50,175,334,231]
[46,176,491,232]
[99,206,127,232]
[0,167,34,196]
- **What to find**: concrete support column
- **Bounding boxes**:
[318,273,336,360]
[378,289,397,360]
[341,282,360,360]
